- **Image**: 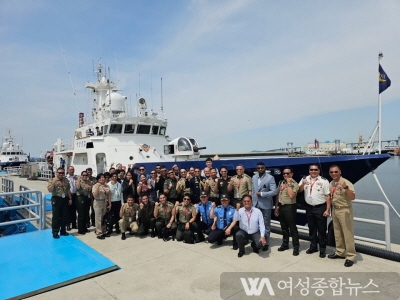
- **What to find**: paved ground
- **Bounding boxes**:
[2,175,399,300]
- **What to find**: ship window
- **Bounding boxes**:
[109,124,123,134]
[177,138,192,152]
[159,127,166,136]
[151,126,159,135]
[137,125,151,134]
[124,124,135,134]
[86,142,94,149]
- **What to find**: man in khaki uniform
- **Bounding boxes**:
[327,165,356,267]
[47,167,72,239]
[228,164,252,209]
[175,194,197,243]
[274,167,300,256]
[119,195,139,240]
[153,193,176,240]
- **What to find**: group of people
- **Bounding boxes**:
[48,158,356,267]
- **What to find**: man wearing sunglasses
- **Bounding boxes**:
[48,167,72,239]
[298,164,331,258]
[251,162,277,251]
[328,165,356,267]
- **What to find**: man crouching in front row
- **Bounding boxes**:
[207,194,239,249]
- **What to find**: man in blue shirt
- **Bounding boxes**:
[192,191,213,243]
[207,194,239,248]
[234,195,267,257]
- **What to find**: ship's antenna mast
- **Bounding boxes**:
[139,69,141,97]
[151,70,153,110]
[115,52,120,84]
[58,40,79,112]
[161,77,164,113]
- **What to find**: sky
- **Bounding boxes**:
[0,0,399,157]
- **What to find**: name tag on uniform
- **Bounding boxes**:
[308,196,313,202]
[236,193,240,198]
[62,193,65,198]
[129,217,132,222]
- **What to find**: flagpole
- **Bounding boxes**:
[378,52,383,154]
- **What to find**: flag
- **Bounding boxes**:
[379,64,391,94]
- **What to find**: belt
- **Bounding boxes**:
[279,202,295,206]
[305,202,326,207]
[334,205,350,209]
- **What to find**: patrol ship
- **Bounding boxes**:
[52,62,390,184]
[0,129,29,169]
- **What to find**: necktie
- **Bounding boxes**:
[203,204,208,224]
[223,207,227,228]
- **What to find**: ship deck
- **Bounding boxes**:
[1,175,399,300]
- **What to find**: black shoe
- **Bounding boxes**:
[217,240,223,245]
[66,225,71,231]
[306,248,318,254]
[102,233,110,238]
[319,251,326,258]
[97,235,105,240]
[344,259,354,267]
[121,233,126,240]
[163,237,171,242]
[85,229,89,233]
[278,246,289,252]
[86,223,90,228]
[151,232,156,238]
[78,230,86,235]
[262,245,269,252]
[91,222,95,227]
[293,249,299,256]
[251,242,259,254]
[53,233,60,239]
[60,232,69,236]
[232,245,239,250]
[328,253,346,259]
[129,232,135,235]
[238,251,245,258]
[172,235,175,241]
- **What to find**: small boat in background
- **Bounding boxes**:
[0,130,29,169]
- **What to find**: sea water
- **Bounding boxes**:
[354,156,400,244]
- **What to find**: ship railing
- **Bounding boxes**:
[272,199,391,251]
[4,166,21,175]
[59,138,74,151]
[0,189,45,232]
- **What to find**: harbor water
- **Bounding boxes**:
[353,156,400,244]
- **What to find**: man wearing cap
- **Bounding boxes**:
[252,162,277,251]
[192,191,213,243]
[234,195,267,257]
[228,164,252,209]
[208,194,239,248]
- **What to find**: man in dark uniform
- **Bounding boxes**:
[137,194,155,236]
[208,194,239,248]
[48,167,72,239]
[155,165,167,197]
[192,191,213,243]
[214,166,232,205]
[86,168,97,227]
[187,167,207,205]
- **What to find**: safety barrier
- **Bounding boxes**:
[4,166,21,176]
[38,170,53,181]
[0,189,45,234]
[271,199,392,251]
[1,177,14,193]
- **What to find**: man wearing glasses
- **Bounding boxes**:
[328,165,356,267]
[214,166,232,205]
[274,167,300,255]
[175,194,197,243]
[47,167,72,239]
[228,164,252,209]
[164,169,179,204]
[251,162,277,251]
[299,164,331,258]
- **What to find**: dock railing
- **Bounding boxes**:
[4,166,21,176]
[272,199,392,251]
[0,189,45,233]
